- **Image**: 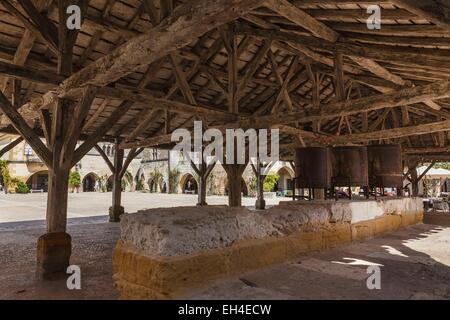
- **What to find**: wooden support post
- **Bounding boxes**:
[223,163,247,207]
[110,142,124,222]
[314,188,325,200]
[410,164,420,197]
[38,99,74,279]
[197,162,208,206]
[1,83,96,278]
[190,155,216,206]
[95,143,143,221]
[251,160,267,210]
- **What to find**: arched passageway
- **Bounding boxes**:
[82,173,97,192]
[276,167,294,195]
[180,174,198,194]
[26,170,49,192]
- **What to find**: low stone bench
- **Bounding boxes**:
[30,189,44,193]
[112,197,423,299]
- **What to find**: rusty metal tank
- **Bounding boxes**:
[331,146,369,187]
[294,147,332,189]
[367,144,403,188]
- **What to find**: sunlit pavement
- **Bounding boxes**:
[0,192,283,225]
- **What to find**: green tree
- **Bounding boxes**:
[15,181,29,194]
[434,162,450,170]
[68,171,81,193]
[0,160,11,193]
[263,173,280,192]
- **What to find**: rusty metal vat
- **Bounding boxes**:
[331,146,369,187]
[294,147,332,189]
[368,144,403,188]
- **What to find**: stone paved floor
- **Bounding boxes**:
[0,192,282,224]
[186,223,450,300]
[0,193,449,300]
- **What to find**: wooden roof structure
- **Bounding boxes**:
[1,0,450,163]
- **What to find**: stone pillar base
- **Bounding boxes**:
[109,206,125,222]
[255,199,266,210]
[36,232,71,280]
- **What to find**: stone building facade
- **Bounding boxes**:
[1,135,295,196]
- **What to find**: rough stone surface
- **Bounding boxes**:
[119,198,423,256]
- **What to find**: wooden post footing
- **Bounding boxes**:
[36,232,71,280]
[255,198,266,210]
[109,205,125,222]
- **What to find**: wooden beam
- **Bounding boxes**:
[0,136,24,157]
[96,86,238,120]
[265,0,339,42]
[59,0,266,94]
[94,144,115,173]
[391,0,450,32]
[404,146,450,154]
[236,25,450,69]
[102,0,118,19]
[333,52,345,101]
[0,60,63,85]
[76,30,103,68]
[71,101,135,166]
[169,54,197,105]
[268,50,293,110]
[58,0,87,77]
[83,98,109,131]
[271,56,299,113]
[160,0,174,20]
[124,109,162,142]
[330,120,450,145]
[418,161,437,181]
[60,86,98,167]
[1,0,50,95]
[237,39,272,98]
[119,148,144,179]
[225,26,239,114]
[143,0,160,25]
[0,91,51,165]
[3,0,58,54]
[246,79,450,127]
[39,109,52,144]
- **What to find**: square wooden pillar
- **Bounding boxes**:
[110,144,125,222]
[223,163,246,207]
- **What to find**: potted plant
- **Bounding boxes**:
[263,173,279,199]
